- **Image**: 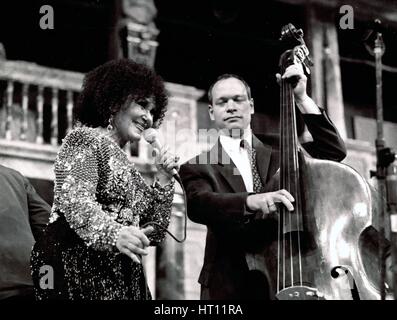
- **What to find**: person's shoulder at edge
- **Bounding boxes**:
[0,163,26,181]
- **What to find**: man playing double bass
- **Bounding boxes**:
[179,62,347,300]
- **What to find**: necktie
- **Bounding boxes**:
[240,139,263,193]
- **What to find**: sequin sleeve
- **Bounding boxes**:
[53,128,123,251]
[140,180,175,245]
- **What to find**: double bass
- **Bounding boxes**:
[246,24,382,300]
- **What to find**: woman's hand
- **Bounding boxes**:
[153,146,180,183]
[116,225,154,263]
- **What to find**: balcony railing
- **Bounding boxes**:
[0,60,83,145]
[0,60,85,179]
[0,59,165,179]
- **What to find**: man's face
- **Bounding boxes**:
[208,77,254,134]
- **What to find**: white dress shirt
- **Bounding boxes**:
[219,130,254,192]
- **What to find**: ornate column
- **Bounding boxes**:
[119,0,159,67]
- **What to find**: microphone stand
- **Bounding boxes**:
[366,20,397,300]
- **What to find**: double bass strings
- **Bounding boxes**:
[279,74,304,291]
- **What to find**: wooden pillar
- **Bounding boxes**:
[323,23,347,139]
[306,4,347,140]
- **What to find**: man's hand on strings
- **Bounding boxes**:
[246,189,295,218]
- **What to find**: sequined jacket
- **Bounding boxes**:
[50,126,174,251]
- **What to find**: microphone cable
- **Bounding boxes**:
[141,174,187,243]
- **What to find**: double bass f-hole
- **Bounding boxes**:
[331,266,361,300]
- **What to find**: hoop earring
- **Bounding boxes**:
[107,117,114,132]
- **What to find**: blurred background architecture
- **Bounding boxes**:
[0,0,397,299]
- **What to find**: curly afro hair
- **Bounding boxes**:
[74,59,168,128]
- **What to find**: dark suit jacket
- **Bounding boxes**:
[0,165,50,299]
[179,110,347,300]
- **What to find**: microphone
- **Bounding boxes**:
[363,19,386,57]
[363,19,383,43]
[143,128,180,180]
[142,129,187,244]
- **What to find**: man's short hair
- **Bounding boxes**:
[207,74,252,104]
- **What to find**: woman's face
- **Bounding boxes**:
[113,96,155,146]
